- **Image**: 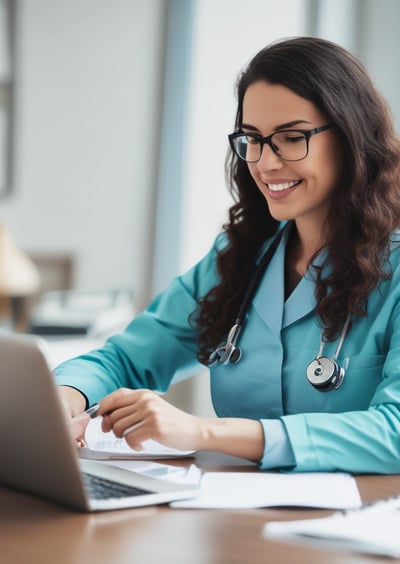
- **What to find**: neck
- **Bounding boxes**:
[286,220,326,277]
[292,218,326,260]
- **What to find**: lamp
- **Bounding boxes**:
[0,224,41,330]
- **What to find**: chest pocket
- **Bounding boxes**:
[326,354,385,411]
[284,351,385,414]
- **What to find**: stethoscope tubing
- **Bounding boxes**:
[208,224,351,391]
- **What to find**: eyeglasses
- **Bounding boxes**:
[228,124,334,163]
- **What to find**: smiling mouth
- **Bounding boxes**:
[267,180,301,192]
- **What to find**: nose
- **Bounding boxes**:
[256,143,283,171]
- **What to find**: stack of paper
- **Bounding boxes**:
[79,417,195,460]
[264,496,400,558]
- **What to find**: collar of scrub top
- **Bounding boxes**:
[253,222,328,336]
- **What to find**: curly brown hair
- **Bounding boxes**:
[193,36,400,364]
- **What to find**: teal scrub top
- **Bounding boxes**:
[54,227,400,474]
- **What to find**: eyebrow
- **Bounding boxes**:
[241,119,313,132]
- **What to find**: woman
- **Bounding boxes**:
[56,36,400,473]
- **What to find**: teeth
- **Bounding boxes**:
[267,181,299,192]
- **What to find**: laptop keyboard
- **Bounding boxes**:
[82,472,153,500]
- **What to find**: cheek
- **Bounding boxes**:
[314,139,344,187]
[317,157,343,192]
[247,163,258,182]
[301,146,343,191]
[247,165,265,193]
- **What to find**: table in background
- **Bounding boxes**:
[1,451,399,564]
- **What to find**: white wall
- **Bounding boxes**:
[179,0,309,273]
[314,0,360,52]
[357,0,400,132]
[1,0,165,310]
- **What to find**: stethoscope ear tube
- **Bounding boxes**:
[207,228,285,368]
[207,223,351,393]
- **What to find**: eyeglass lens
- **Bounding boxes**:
[233,131,308,162]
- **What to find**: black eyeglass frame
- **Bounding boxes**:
[228,124,335,163]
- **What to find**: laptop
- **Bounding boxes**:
[0,332,200,512]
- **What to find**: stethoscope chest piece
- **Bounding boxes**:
[306,357,345,391]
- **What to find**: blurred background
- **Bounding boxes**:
[0,0,399,414]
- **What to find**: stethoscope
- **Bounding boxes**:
[207,226,351,392]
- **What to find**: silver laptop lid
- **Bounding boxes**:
[0,333,200,511]
[0,332,89,509]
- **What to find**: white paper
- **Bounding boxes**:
[79,417,195,460]
[171,471,361,509]
[264,496,400,558]
[99,459,202,485]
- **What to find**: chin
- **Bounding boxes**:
[265,204,295,223]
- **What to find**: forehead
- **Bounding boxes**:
[242,81,326,130]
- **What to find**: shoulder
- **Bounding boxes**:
[213,231,229,251]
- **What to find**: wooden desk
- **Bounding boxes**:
[1,451,399,564]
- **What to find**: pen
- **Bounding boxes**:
[71,402,100,423]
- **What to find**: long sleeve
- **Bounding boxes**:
[53,238,221,406]
[281,404,400,473]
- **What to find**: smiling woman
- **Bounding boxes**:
[55,36,400,475]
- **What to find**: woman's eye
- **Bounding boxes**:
[282,134,304,143]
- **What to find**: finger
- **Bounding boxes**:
[97,388,141,416]
[105,412,145,438]
[101,407,143,434]
[101,396,153,434]
[103,404,142,425]
[101,413,113,433]
[76,438,87,448]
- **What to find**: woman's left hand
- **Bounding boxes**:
[98,388,206,452]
